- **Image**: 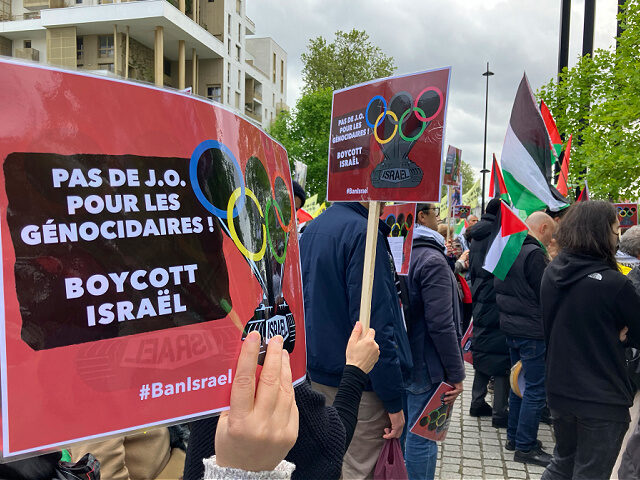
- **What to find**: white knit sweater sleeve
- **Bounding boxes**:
[203,456,295,480]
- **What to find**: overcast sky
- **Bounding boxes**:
[246,0,619,178]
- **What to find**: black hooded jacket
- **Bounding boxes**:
[542,252,640,422]
[466,211,510,376]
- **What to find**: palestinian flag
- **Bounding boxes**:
[455,218,468,235]
[577,180,590,202]
[502,74,569,215]
[540,100,563,162]
[489,153,511,203]
[483,201,528,281]
[556,135,572,197]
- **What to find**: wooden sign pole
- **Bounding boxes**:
[359,201,381,331]
[447,186,452,242]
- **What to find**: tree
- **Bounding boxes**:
[537,0,640,200]
[269,30,396,201]
[301,29,396,93]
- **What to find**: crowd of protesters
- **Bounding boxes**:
[5,185,640,480]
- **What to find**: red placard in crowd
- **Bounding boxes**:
[461,321,473,365]
[454,205,471,219]
[380,204,416,275]
[442,145,462,187]
[409,382,455,442]
[615,203,638,230]
[326,68,450,202]
[0,59,306,458]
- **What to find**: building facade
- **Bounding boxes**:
[0,0,287,128]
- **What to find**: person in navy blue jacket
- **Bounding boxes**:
[404,203,465,480]
[300,201,412,479]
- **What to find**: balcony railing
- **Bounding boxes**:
[23,0,64,11]
[244,108,261,123]
[14,47,39,61]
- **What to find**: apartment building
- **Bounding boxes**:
[0,0,287,128]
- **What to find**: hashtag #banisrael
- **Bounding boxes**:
[139,384,150,400]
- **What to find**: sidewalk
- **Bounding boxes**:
[435,364,555,480]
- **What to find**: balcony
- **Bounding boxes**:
[14,47,39,61]
[276,102,288,114]
[244,108,261,123]
[23,0,64,11]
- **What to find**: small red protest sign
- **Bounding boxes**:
[409,382,455,442]
[615,203,638,230]
[0,59,306,458]
[327,68,450,202]
[380,204,416,275]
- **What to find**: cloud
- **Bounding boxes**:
[247,0,619,177]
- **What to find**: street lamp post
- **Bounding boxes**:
[481,62,494,213]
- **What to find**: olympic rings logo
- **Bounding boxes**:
[418,402,452,434]
[365,87,444,145]
[189,140,293,265]
[455,206,471,217]
[617,206,637,218]
[384,212,414,238]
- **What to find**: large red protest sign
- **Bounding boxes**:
[0,59,306,457]
[380,204,415,275]
[615,203,638,230]
[326,68,450,202]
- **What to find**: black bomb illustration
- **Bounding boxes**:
[368,89,442,189]
[190,140,295,362]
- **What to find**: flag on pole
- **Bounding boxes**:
[577,180,590,202]
[540,100,563,162]
[483,201,529,281]
[501,74,569,215]
[556,135,572,197]
[489,153,511,203]
[455,218,468,236]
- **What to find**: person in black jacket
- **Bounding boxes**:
[495,211,555,467]
[541,201,640,480]
[404,203,465,480]
[465,198,511,427]
[184,323,380,480]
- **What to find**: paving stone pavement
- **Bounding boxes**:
[434,364,555,480]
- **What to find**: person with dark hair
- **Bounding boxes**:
[541,201,640,480]
[495,211,556,467]
[404,203,465,480]
[292,181,306,210]
[465,198,511,428]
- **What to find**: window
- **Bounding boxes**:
[75,0,82,4]
[207,84,221,102]
[24,40,31,49]
[98,63,114,72]
[237,69,241,89]
[280,59,284,94]
[227,62,230,82]
[227,14,231,34]
[272,53,276,83]
[235,92,240,109]
[76,37,84,60]
[272,93,275,106]
[236,45,240,61]
[98,35,114,58]
[227,87,231,104]
[164,59,172,77]
[227,39,231,55]
[238,23,241,42]
[236,0,241,14]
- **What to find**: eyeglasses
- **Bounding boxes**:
[420,206,440,216]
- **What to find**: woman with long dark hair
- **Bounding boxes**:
[541,201,640,480]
